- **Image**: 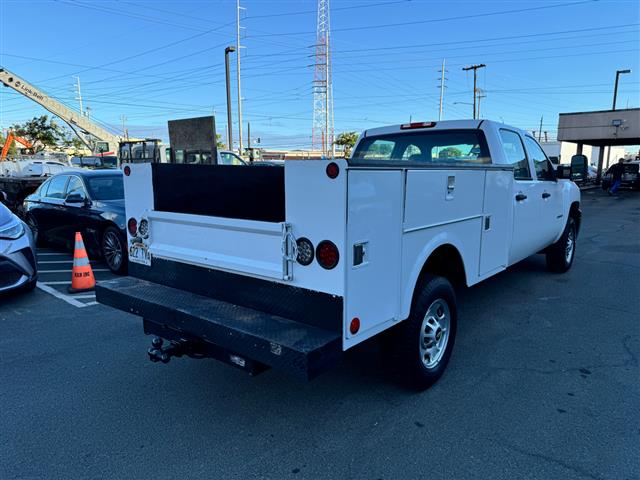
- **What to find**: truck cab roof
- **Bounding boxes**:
[362,119,527,139]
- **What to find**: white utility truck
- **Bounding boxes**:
[96,120,582,390]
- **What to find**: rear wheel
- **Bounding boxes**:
[389,276,457,391]
[546,216,576,273]
[102,226,127,274]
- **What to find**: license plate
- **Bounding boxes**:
[129,243,151,266]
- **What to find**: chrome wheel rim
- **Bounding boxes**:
[103,231,123,270]
[26,215,38,243]
[419,299,451,369]
[565,226,575,264]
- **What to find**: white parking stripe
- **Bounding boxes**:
[36,282,87,308]
[37,252,67,256]
[38,260,74,264]
[72,294,96,299]
[41,281,70,285]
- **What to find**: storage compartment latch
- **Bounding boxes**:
[281,223,296,281]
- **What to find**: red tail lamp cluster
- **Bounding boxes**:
[127,217,138,236]
[295,238,339,270]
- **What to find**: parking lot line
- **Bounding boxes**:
[39,260,74,264]
[40,281,71,285]
[71,294,96,299]
[36,282,89,308]
[37,252,66,256]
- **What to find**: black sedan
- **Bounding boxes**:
[23,170,127,273]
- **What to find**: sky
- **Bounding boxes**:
[1,0,639,150]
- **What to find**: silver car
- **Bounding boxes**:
[0,200,37,294]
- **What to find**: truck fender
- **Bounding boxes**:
[400,232,468,321]
[552,181,581,244]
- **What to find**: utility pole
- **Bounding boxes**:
[476,88,486,119]
[73,76,83,116]
[312,0,333,157]
[538,116,544,142]
[612,68,631,110]
[120,115,127,139]
[247,121,251,150]
[462,63,485,119]
[236,0,244,156]
[438,58,446,121]
[84,105,91,121]
[225,46,236,150]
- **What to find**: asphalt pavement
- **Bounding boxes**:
[1,188,638,480]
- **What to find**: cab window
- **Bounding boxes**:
[499,129,531,180]
[524,136,555,181]
[45,175,69,199]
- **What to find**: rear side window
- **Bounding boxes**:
[499,129,531,180]
[86,176,124,200]
[45,175,68,199]
[351,130,490,165]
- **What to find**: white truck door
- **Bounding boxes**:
[345,169,403,345]
[498,129,546,265]
[523,136,564,245]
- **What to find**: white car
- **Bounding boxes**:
[97,119,581,390]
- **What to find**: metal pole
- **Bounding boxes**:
[247,121,251,150]
[613,69,631,110]
[538,116,543,142]
[236,0,243,156]
[74,76,83,116]
[325,32,329,157]
[439,58,445,121]
[462,64,485,119]
[225,46,235,150]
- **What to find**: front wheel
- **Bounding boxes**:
[389,276,457,391]
[101,226,127,274]
[546,216,576,273]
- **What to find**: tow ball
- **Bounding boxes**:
[147,337,185,364]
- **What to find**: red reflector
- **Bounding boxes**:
[127,218,137,236]
[326,162,339,179]
[316,240,339,270]
[350,317,360,335]
[400,121,437,130]
[123,166,131,176]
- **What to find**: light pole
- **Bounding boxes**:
[225,46,236,151]
[612,69,631,110]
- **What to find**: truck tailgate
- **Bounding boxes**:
[96,277,342,380]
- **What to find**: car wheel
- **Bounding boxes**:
[546,216,576,273]
[102,226,127,274]
[24,213,41,246]
[388,276,457,391]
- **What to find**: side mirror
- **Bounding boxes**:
[65,192,86,204]
[570,154,588,182]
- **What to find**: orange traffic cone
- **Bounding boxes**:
[68,232,96,293]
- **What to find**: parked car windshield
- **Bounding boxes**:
[86,175,124,200]
[351,129,491,165]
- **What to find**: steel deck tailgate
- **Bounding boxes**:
[95,277,342,380]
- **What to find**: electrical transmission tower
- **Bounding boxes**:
[312,0,334,157]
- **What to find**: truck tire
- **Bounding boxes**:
[390,276,457,391]
[545,216,576,273]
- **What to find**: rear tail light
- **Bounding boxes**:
[316,240,339,269]
[350,317,360,335]
[296,237,314,266]
[400,121,436,130]
[326,162,339,179]
[127,217,138,236]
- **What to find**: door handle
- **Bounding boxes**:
[542,192,551,199]
[515,193,527,201]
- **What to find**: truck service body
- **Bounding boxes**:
[96,120,581,389]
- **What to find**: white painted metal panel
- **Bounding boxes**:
[123,162,154,241]
[285,159,347,295]
[148,211,285,280]
[399,219,483,320]
[404,169,485,231]
[479,170,512,276]
[344,170,403,348]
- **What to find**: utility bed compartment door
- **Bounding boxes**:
[147,211,289,280]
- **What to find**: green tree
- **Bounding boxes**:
[216,133,225,150]
[11,115,64,152]
[334,131,359,156]
[438,147,463,159]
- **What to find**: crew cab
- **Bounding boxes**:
[96,120,581,390]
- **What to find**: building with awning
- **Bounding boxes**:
[557,108,640,179]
